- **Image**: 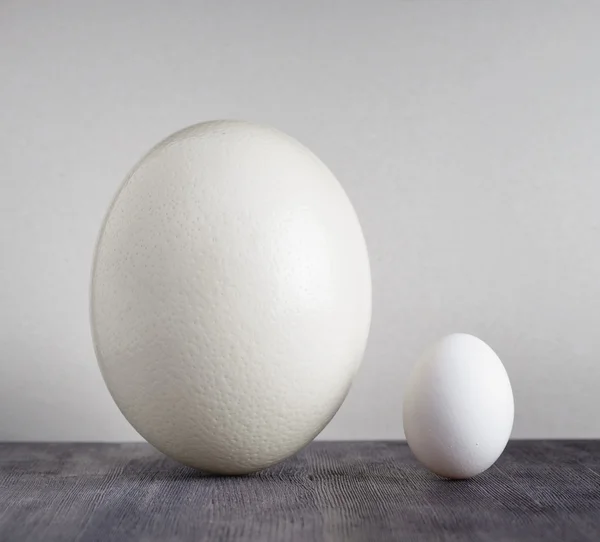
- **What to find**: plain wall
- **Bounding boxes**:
[1,0,599,441]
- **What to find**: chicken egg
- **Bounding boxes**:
[403,333,514,479]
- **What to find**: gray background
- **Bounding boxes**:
[1,0,599,441]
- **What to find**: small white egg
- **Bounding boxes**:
[403,333,514,479]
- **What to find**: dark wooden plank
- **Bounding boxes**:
[0,441,599,541]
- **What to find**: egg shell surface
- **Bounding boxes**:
[91,120,372,474]
[403,333,514,479]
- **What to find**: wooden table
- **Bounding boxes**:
[1,441,599,541]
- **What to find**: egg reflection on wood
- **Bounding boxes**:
[403,334,514,479]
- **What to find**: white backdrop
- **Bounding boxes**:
[1,0,599,441]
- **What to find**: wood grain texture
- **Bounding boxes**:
[1,441,599,541]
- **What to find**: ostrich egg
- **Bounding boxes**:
[91,120,372,474]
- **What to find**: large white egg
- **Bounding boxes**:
[91,120,371,474]
[403,334,514,479]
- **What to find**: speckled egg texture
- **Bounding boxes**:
[91,120,372,474]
